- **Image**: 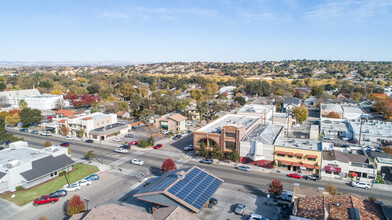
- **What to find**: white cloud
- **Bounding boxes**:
[101,12,129,19]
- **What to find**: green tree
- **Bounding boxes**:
[18,99,28,110]
[292,105,308,124]
[234,96,246,106]
[19,108,42,127]
[44,140,52,147]
[212,144,223,160]
[77,128,85,138]
[0,83,6,91]
[230,150,239,162]
[84,150,95,161]
[190,89,204,101]
[198,143,209,158]
[86,84,100,94]
[268,179,283,196]
[140,109,154,123]
[311,86,324,98]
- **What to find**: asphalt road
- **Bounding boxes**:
[8,129,392,204]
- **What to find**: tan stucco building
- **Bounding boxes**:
[154,113,187,132]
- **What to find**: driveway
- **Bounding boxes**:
[0,198,21,220]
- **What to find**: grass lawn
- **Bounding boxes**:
[0,163,99,206]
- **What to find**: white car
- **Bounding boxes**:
[351,182,371,189]
[119,121,127,125]
[131,158,144,165]
[184,144,194,151]
[40,131,51,136]
[161,130,169,135]
[293,124,300,127]
[65,135,73,140]
[77,179,92,186]
[113,137,123,142]
[114,148,128,154]
[248,214,269,220]
[63,183,80,191]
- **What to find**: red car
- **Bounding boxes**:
[60,142,70,147]
[288,173,302,179]
[129,141,138,145]
[153,144,163,149]
[33,195,58,206]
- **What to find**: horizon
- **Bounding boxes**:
[1,0,392,62]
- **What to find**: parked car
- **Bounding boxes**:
[154,144,163,149]
[184,144,194,151]
[114,148,128,154]
[199,158,213,164]
[276,191,293,201]
[113,137,123,142]
[30,130,39,134]
[60,142,70,147]
[236,166,251,172]
[288,173,302,179]
[293,124,300,127]
[40,131,51,136]
[63,183,80,192]
[85,174,99,181]
[209,197,218,205]
[129,140,138,145]
[351,182,371,189]
[248,213,268,220]
[85,139,94,143]
[120,144,131,150]
[181,131,188,136]
[65,135,73,140]
[234,203,247,215]
[119,121,127,125]
[161,130,169,135]
[33,195,59,206]
[303,174,321,181]
[173,135,182,140]
[131,158,144,165]
[19,128,29,132]
[77,179,92,186]
[49,190,67,198]
[125,133,134,138]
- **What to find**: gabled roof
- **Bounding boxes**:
[0,171,6,180]
[134,166,223,213]
[283,97,300,105]
[20,155,74,181]
[153,206,199,220]
[323,150,368,164]
[168,114,187,122]
[55,109,76,117]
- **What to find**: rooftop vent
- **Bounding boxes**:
[176,171,186,180]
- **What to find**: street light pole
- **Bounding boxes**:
[84,197,89,211]
[100,137,103,164]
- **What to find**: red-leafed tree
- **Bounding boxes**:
[268,179,283,196]
[161,158,177,173]
[327,111,341,119]
[64,93,79,100]
[66,194,85,216]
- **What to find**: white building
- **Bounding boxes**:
[348,119,392,147]
[0,89,40,108]
[25,94,68,110]
[217,86,237,98]
[0,141,73,193]
[237,104,276,123]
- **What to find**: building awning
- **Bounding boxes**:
[326,165,341,173]
[277,160,292,166]
[161,124,168,128]
[315,166,320,169]
[292,162,302,167]
[295,153,303,157]
[307,155,318,159]
[286,152,294,156]
[302,163,315,169]
[276,151,286,155]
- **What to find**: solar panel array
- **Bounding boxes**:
[139,168,191,194]
[168,167,223,210]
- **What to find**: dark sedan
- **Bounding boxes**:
[120,144,131,150]
[49,190,67,198]
[172,135,182,140]
[85,139,94,143]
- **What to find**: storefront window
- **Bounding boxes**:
[288,155,293,158]
[297,156,302,159]
[308,158,316,161]
[277,154,285,157]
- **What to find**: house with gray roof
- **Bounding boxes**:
[0,141,74,193]
[134,166,223,213]
[282,97,301,112]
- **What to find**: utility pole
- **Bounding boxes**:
[66,161,71,186]
[286,111,290,137]
[100,137,103,164]
[358,114,363,145]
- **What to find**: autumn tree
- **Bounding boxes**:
[18,99,28,110]
[204,83,219,98]
[190,89,204,101]
[66,194,86,216]
[44,140,52,147]
[268,179,283,196]
[5,113,19,126]
[327,111,341,119]
[60,124,70,135]
[383,147,392,158]
[325,183,339,195]
[161,158,177,173]
[292,105,308,124]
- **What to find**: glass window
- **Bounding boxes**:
[308,158,316,161]
[297,156,302,159]
[288,155,293,158]
[225,141,236,150]
[277,154,285,157]
[225,132,236,138]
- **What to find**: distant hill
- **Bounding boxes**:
[0,61,149,67]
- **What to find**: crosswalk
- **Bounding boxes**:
[175,158,190,168]
[109,151,144,167]
[111,167,146,178]
[150,150,184,158]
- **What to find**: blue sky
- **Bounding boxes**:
[0,0,391,62]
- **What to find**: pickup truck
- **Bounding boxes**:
[33,195,59,206]
[276,191,293,201]
[303,174,321,181]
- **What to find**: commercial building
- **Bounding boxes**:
[154,113,187,133]
[134,166,223,213]
[193,114,261,157]
[320,104,367,120]
[237,104,276,123]
[292,194,386,220]
[322,150,376,180]
[25,94,68,110]
[0,141,74,193]
[309,124,319,140]
[320,103,343,118]
[240,123,283,168]
[348,119,392,147]
[0,89,40,108]
[320,118,351,140]
[274,137,323,174]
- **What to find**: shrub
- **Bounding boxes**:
[66,194,86,216]
[59,171,66,176]
[84,150,94,161]
[161,158,177,173]
[325,183,339,195]
[44,140,52,147]
[138,139,148,148]
[368,196,377,203]
[15,185,23,191]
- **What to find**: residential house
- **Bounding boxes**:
[116,111,130,119]
[295,87,311,97]
[176,92,190,100]
[155,113,187,133]
[282,98,301,112]
[304,96,317,106]
[0,141,74,193]
[55,109,76,118]
[217,86,237,99]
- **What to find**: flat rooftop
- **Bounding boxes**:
[26,94,61,99]
[196,114,260,134]
[376,157,392,164]
[0,147,48,172]
[237,104,275,114]
[349,120,392,137]
[351,162,375,169]
[321,119,349,132]
[242,123,283,145]
[321,104,342,112]
[342,106,365,114]
[89,123,128,135]
[275,137,322,151]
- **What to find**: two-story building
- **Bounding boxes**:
[154,113,187,133]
